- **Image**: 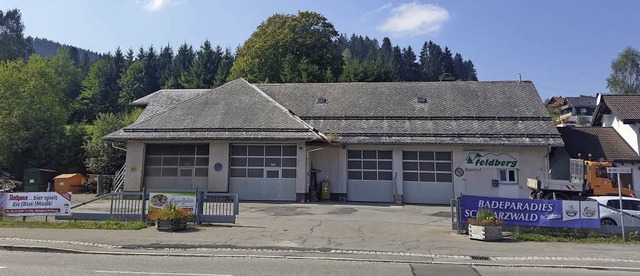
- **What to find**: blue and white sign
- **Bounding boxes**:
[461,195,600,229]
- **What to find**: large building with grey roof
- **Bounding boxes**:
[105,78,562,203]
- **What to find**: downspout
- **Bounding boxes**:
[544,145,550,182]
[111,142,127,152]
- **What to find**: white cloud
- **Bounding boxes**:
[377,2,450,36]
[361,3,393,21]
[142,0,171,12]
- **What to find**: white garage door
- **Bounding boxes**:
[144,144,209,191]
[402,151,453,204]
[229,145,297,201]
[347,150,394,202]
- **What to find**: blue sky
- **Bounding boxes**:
[2,0,639,100]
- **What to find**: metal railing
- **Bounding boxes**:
[197,193,239,224]
[58,190,238,223]
[111,164,126,193]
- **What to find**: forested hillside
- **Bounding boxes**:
[32,37,101,62]
[0,9,479,180]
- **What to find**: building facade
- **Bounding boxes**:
[105,79,563,204]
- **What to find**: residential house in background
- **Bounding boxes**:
[556,95,597,127]
[104,79,562,204]
[550,94,640,196]
[545,96,566,114]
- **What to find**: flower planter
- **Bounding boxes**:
[468,224,502,241]
[155,219,188,232]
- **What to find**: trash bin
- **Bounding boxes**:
[321,180,330,200]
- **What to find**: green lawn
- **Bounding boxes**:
[0,218,147,230]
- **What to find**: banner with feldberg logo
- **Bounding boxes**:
[465,152,518,168]
[148,192,196,214]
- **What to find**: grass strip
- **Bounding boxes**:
[0,219,147,230]
[511,227,640,244]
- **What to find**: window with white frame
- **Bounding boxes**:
[229,145,297,179]
[347,150,393,180]
[402,151,452,182]
[499,169,517,183]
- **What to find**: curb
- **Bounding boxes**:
[2,244,640,273]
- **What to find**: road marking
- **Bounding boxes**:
[95,271,231,276]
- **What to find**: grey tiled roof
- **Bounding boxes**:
[257,81,561,146]
[557,127,640,162]
[600,95,640,123]
[104,79,318,141]
[565,96,596,108]
[105,80,561,146]
[257,81,550,118]
[131,89,210,122]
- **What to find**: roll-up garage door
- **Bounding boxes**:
[347,150,394,202]
[229,145,297,201]
[402,151,453,204]
[144,144,209,191]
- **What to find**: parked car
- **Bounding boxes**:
[587,196,640,226]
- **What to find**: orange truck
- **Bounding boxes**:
[528,159,635,200]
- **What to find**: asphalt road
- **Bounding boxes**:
[0,251,636,276]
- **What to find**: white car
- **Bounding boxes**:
[587,196,640,226]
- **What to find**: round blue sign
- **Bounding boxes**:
[214,163,223,172]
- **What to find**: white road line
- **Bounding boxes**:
[0,266,6,269]
[95,271,231,276]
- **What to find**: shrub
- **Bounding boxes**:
[468,209,503,226]
[148,204,193,221]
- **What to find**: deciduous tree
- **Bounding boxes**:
[230,11,343,83]
[607,47,640,95]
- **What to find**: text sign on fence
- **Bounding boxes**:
[0,192,72,216]
[460,195,600,229]
[148,192,196,214]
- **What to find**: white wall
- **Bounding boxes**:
[455,146,548,198]
[611,114,640,155]
[318,144,549,200]
[124,140,307,194]
[208,141,229,192]
[309,147,341,195]
[296,142,307,195]
[123,141,144,191]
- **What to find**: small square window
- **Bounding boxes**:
[266,170,279,178]
[348,150,361,159]
[231,145,247,156]
[282,169,297,178]
[403,151,418,160]
[499,169,517,182]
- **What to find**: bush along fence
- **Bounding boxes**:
[55,189,239,224]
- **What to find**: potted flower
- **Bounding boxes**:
[468,209,503,241]
[148,203,193,231]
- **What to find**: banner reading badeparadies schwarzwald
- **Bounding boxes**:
[460,195,600,229]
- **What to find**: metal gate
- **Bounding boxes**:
[58,190,239,224]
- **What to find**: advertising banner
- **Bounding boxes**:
[0,192,72,216]
[148,192,196,214]
[461,195,600,229]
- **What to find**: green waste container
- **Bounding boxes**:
[321,180,330,200]
[23,168,57,192]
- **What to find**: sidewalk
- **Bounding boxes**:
[1,202,640,270]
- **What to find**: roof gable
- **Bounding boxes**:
[599,95,640,123]
[132,89,210,122]
[105,79,318,141]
